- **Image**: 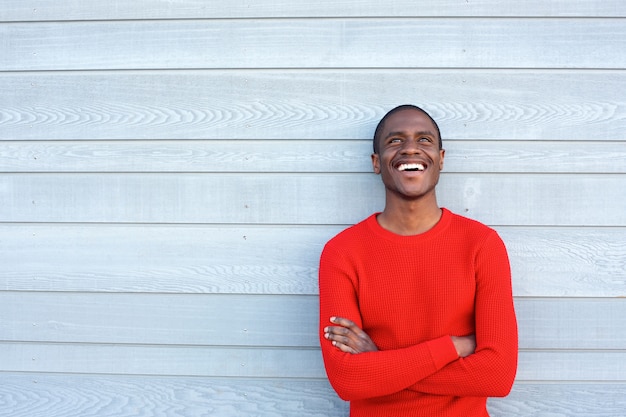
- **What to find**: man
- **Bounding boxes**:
[318,105,518,416]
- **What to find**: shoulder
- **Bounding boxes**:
[325,214,376,247]
[320,214,378,262]
[444,211,510,267]
[446,209,496,233]
[444,209,503,246]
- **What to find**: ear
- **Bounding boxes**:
[439,149,445,170]
[371,153,381,174]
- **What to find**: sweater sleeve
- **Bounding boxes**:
[318,243,460,401]
[408,231,518,397]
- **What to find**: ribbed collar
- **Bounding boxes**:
[365,207,452,243]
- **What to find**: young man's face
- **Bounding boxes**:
[371,109,445,201]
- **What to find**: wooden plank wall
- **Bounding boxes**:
[1,2,625,416]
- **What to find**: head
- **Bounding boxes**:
[371,105,445,203]
[373,104,442,154]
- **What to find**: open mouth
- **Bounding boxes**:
[397,163,425,172]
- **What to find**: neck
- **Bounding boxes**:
[377,196,442,236]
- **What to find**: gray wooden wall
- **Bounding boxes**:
[1,2,625,416]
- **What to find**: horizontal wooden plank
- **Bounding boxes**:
[516,298,626,350]
[0,374,347,416]
[2,1,626,21]
[2,224,624,296]
[490,382,626,417]
[2,71,624,141]
[0,223,327,295]
[3,374,624,417]
[1,173,624,226]
[1,293,625,350]
[517,351,626,381]
[0,293,320,347]
[506,228,626,297]
[0,343,326,378]
[1,19,625,71]
[2,139,625,174]
[0,343,624,380]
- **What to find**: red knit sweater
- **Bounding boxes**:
[318,209,518,417]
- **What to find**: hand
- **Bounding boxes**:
[324,316,379,354]
[451,335,476,358]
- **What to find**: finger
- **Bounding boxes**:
[330,316,357,329]
[325,330,352,344]
[324,330,374,354]
[330,339,356,354]
[327,320,374,347]
[325,329,359,347]
[324,325,354,337]
[330,317,368,336]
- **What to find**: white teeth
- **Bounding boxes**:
[398,163,425,172]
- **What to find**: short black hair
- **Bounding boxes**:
[373,104,442,153]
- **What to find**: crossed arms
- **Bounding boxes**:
[318,233,518,401]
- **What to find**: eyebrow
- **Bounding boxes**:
[384,130,436,139]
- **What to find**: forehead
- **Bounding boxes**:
[381,109,437,135]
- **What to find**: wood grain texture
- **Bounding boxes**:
[0,374,347,417]
[1,224,624,297]
[0,343,327,377]
[1,292,625,350]
[2,19,625,71]
[2,140,625,173]
[2,374,624,417]
[1,342,625,380]
[489,383,626,417]
[2,71,624,141]
[1,173,624,226]
[1,1,624,414]
[506,228,626,297]
[2,0,626,21]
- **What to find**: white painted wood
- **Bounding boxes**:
[1,293,321,347]
[0,223,328,295]
[1,342,625,380]
[489,383,626,417]
[3,373,624,417]
[2,140,625,173]
[1,292,624,350]
[1,173,624,225]
[2,71,624,141]
[1,1,624,414]
[2,0,625,21]
[1,19,625,71]
[0,18,626,71]
[516,351,626,381]
[505,228,626,297]
[0,374,347,417]
[1,224,624,297]
[0,343,326,377]
[516,298,626,349]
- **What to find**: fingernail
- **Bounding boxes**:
[330,316,336,322]
[324,333,329,339]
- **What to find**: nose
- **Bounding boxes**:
[400,138,422,155]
